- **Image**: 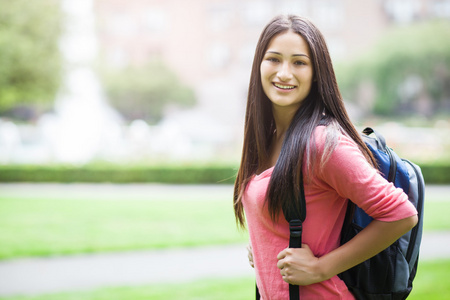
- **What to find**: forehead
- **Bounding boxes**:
[266,30,311,56]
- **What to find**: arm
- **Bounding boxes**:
[277,215,418,286]
[277,128,418,285]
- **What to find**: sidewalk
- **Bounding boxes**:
[0,244,253,297]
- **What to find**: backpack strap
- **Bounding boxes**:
[363,127,397,183]
[343,128,398,234]
[255,173,306,300]
[287,220,303,299]
[283,171,307,300]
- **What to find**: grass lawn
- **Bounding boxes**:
[0,260,448,300]
[0,184,448,260]
[423,200,450,231]
[0,277,256,300]
[0,184,247,260]
[408,259,450,300]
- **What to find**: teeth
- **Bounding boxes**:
[274,83,295,90]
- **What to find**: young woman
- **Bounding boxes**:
[233,15,418,299]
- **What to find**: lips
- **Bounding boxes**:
[273,83,296,90]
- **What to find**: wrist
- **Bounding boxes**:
[315,256,333,282]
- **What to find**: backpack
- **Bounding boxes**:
[338,127,425,299]
[281,127,425,300]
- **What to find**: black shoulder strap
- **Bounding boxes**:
[255,173,306,300]
[284,171,307,300]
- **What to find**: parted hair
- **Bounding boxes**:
[233,15,377,228]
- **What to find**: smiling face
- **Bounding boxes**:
[260,30,314,114]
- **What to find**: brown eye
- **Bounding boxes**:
[267,57,279,63]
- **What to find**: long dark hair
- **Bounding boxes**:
[233,15,376,228]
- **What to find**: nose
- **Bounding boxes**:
[277,62,293,82]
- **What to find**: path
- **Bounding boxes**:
[0,244,253,297]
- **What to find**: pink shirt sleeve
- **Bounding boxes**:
[313,127,417,222]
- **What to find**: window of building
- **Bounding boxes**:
[208,4,234,32]
[106,14,139,37]
[208,43,231,70]
[145,8,167,34]
[313,1,344,29]
[239,42,256,69]
[276,0,309,16]
[326,38,346,60]
[432,0,450,18]
[241,1,271,26]
[384,0,421,23]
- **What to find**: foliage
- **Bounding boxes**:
[420,162,450,184]
[0,162,449,184]
[0,164,238,184]
[99,60,196,124]
[0,0,62,119]
[337,20,450,117]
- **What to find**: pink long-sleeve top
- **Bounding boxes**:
[242,126,418,299]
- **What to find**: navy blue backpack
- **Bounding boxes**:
[276,127,425,300]
[338,127,425,299]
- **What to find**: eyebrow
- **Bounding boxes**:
[266,51,310,59]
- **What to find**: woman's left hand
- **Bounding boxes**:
[276,244,325,286]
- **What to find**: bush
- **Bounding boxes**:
[420,163,450,185]
[0,164,238,184]
[0,163,448,184]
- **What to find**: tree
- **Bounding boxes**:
[337,20,450,117]
[0,0,62,120]
[99,60,197,124]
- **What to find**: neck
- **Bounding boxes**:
[272,105,297,139]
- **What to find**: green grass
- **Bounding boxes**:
[408,259,450,300]
[0,184,247,260]
[0,184,448,260]
[0,277,255,300]
[0,260,448,300]
[423,199,450,231]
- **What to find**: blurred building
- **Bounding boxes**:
[1,0,448,165]
[92,0,449,161]
[94,0,449,112]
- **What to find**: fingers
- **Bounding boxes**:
[248,254,254,268]
[277,258,283,270]
[279,264,294,284]
[247,244,254,268]
[277,247,292,270]
[276,246,308,271]
[277,248,288,260]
